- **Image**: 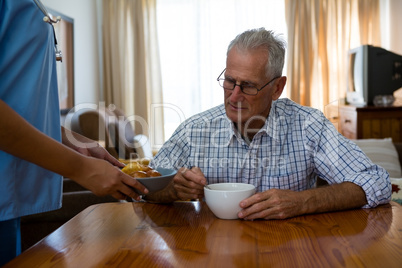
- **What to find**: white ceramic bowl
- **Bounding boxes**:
[204,183,256,220]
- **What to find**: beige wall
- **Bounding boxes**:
[390,0,402,53]
[381,0,402,54]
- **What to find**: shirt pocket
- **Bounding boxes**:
[258,165,315,192]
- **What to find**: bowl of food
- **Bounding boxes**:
[122,162,176,193]
[204,183,256,220]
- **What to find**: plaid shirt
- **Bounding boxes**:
[152,98,391,207]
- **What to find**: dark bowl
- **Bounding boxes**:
[135,168,176,194]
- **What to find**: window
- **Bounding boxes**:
[156,0,287,140]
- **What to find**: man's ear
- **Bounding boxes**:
[272,76,287,100]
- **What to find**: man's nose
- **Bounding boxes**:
[230,84,245,101]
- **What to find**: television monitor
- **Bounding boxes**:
[346,45,402,105]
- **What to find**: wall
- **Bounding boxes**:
[381,0,402,54]
[42,0,100,106]
[389,0,402,54]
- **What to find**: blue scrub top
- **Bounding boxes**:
[0,0,63,220]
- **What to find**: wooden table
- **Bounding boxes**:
[5,201,402,267]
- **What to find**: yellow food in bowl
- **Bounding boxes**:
[122,162,161,178]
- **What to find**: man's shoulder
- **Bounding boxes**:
[273,98,323,119]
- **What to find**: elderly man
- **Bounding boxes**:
[147,28,391,220]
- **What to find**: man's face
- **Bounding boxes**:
[224,47,284,132]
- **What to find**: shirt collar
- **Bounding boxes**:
[265,100,280,141]
[224,100,280,144]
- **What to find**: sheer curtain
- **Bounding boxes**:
[102,0,164,149]
[285,0,381,110]
[156,0,288,140]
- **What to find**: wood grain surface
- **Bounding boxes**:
[5,201,402,267]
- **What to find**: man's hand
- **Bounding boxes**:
[140,166,207,203]
[238,189,305,220]
[238,182,367,220]
[173,167,207,200]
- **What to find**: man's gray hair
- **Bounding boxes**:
[227,27,286,79]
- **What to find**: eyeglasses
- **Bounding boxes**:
[217,68,280,96]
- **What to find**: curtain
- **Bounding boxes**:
[285,0,381,110]
[102,0,164,150]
